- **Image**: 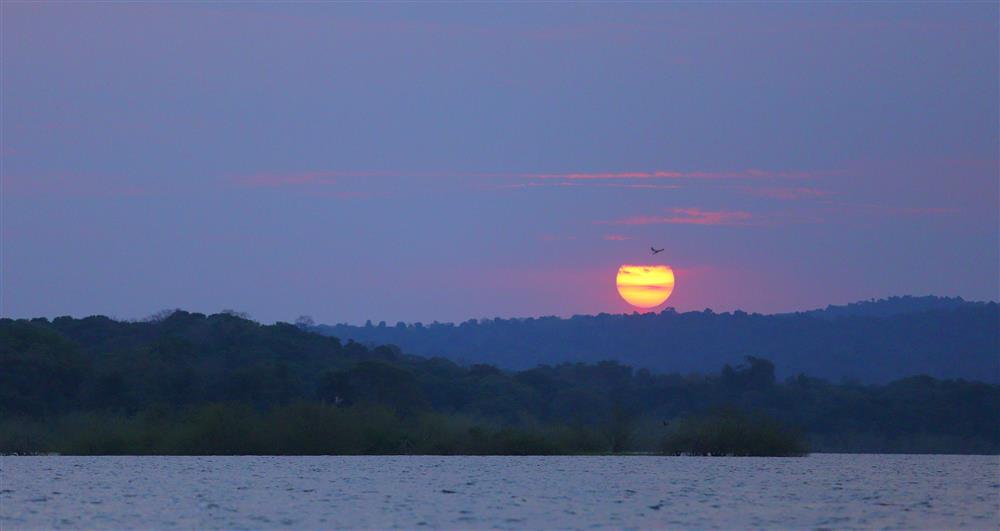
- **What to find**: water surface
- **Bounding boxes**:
[2,454,997,529]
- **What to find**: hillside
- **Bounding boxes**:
[316,298,999,383]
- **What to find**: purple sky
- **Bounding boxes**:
[3,3,997,324]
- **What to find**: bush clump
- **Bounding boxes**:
[661,407,808,457]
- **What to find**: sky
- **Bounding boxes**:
[2,2,997,324]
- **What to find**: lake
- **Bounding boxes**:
[2,454,997,529]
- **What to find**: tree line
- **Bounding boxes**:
[2,310,997,455]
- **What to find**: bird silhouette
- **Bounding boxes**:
[651,247,664,255]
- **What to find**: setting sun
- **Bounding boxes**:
[616,264,675,309]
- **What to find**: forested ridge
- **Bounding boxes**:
[2,309,998,455]
[317,297,999,383]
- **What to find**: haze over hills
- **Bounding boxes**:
[791,296,990,319]
[315,296,1000,384]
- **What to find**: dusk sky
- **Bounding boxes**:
[3,2,997,324]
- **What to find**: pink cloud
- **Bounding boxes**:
[599,208,754,226]
[603,234,633,241]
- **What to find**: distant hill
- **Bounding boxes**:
[315,298,1000,383]
[794,295,987,319]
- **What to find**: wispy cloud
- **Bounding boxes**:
[598,203,957,229]
[485,181,679,191]
[599,208,754,226]
[226,166,829,192]
[612,183,681,189]
[4,173,154,198]
[229,171,342,187]
[827,203,960,218]
[603,234,634,241]
[740,186,834,200]
[537,234,577,242]
[529,171,681,180]
[528,169,822,181]
[221,166,834,205]
[488,181,585,190]
[889,207,959,215]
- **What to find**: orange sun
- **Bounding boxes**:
[616,264,675,309]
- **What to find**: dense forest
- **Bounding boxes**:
[316,297,999,383]
[2,310,998,455]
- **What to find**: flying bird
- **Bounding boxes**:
[651,247,664,255]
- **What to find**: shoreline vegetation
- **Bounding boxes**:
[2,311,997,456]
[1,403,808,457]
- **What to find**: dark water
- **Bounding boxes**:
[2,454,997,529]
